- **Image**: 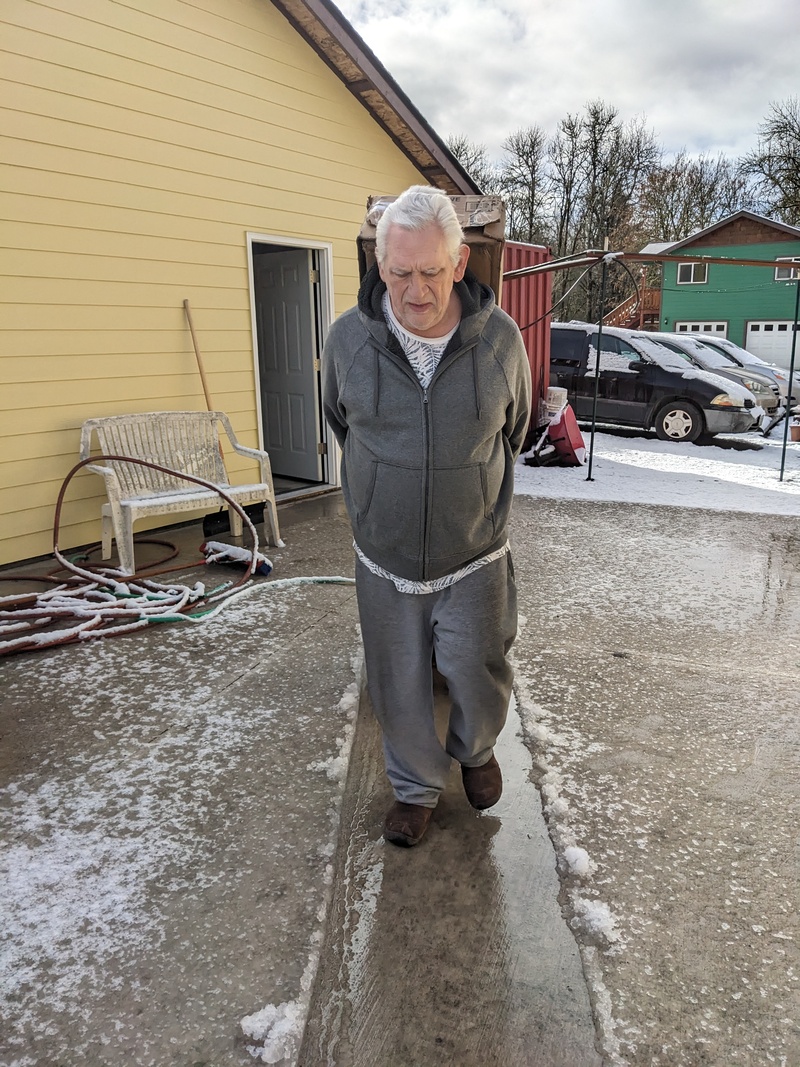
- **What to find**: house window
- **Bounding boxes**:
[677,262,708,284]
[775,257,800,281]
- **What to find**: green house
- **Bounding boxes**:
[657,211,800,371]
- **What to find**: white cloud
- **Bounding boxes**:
[334,0,799,161]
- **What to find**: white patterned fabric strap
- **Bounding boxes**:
[382,291,456,389]
[354,541,510,595]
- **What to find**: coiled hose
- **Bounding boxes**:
[0,455,353,657]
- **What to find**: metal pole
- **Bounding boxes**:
[779,276,800,482]
[586,254,608,481]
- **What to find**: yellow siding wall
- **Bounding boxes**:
[0,0,424,565]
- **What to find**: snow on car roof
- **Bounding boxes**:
[555,323,755,400]
[626,335,755,400]
[640,332,737,370]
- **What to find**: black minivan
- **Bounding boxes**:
[550,323,759,441]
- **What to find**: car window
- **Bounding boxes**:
[650,338,683,354]
[616,339,644,359]
[550,330,585,364]
[630,336,688,370]
[704,337,766,365]
[588,334,643,372]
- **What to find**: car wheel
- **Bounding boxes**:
[653,401,703,442]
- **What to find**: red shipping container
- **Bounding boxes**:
[501,241,552,420]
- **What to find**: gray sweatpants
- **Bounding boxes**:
[355,553,518,806]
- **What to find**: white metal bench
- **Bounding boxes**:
[80,411,282,574]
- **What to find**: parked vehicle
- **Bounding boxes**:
[681,333,798,402]
[550,323,759,442]
[634,331,780,417]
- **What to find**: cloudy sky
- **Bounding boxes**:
[332,0,799,163]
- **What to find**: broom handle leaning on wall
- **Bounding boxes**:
[183,299,215,411]
[183,298,225,464]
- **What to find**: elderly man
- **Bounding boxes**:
[322,186,531,847]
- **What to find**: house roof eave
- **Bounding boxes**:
[662,210,800,254]
[269,0,481,196]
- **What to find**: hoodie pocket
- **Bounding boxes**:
[428,462,495,563]
[350,459,423,558]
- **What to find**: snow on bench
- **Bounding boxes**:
[79,411,282,575]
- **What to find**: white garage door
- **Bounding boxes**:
[675,321,728,336]
[745,321,799,369]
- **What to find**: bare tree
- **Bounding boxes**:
[639,151,755,241]
[547,101,660,320]
[497,126,549,245]
[448,99,788,324]
[548,112,583,255]
[445,134,498,194]
[547,111,586,316]
[741,97,800,224]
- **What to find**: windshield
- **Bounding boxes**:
[625,333,752,394]
[641,333,738,369]
[627,335,692,370]
[703,336,771,367]
[685,341,737,369]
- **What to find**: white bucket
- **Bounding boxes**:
[545,386,568,414]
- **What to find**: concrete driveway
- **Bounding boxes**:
[2,492,798,1066]
[509,494,800,1067]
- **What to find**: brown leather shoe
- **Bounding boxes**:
[461,755,503,810]
[383,801,434,847]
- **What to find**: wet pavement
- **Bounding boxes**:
[2,491,799,1066]
[299,680,599,1067]
[510,495,800,1067]
[0,497,362,1067]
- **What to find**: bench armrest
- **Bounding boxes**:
[216,413,273,483]
[82,461,124,502]
[79,421,124,500]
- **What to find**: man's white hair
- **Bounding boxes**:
[375,185,465,267]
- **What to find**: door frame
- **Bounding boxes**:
[246,231,341,491]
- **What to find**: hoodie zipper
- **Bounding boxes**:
[421,386,431,579]
[371,337,478,581]
[420,342,480,579]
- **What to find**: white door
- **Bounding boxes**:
[745,321,798,370]
[254,249,323,482]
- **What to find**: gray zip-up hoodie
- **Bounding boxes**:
[322,266,531,582]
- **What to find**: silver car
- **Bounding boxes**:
[683,333,798,403]
[634,332,781,417]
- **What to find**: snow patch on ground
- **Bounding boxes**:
[515,430,800,515]
[512,635,624,1064]
[0,585,361,1067]
[240,661,363,1065]
[571,895,620,945]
